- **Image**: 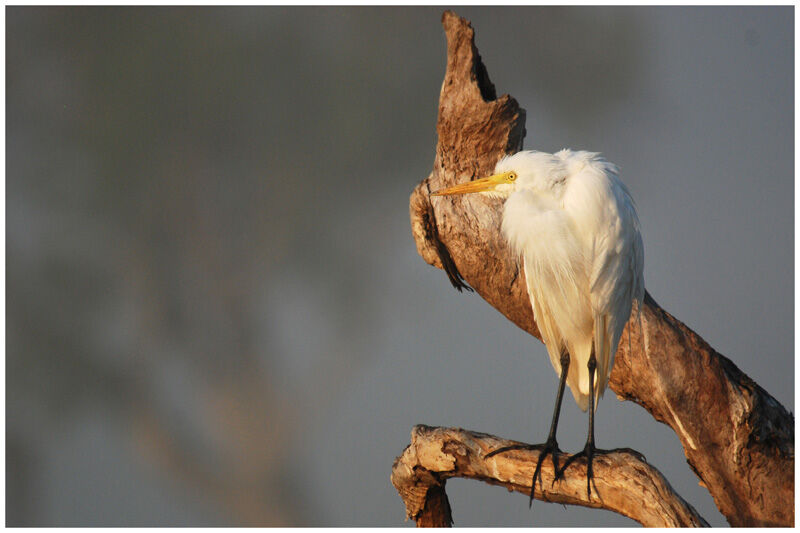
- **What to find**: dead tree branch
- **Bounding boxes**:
[401,10,794,527]
[391,425,709,527]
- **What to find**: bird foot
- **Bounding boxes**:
[484,438,563,507]
[558,444,638,500]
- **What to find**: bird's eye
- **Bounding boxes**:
[508,172,517,181]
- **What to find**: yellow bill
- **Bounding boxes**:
[430,171,516,196]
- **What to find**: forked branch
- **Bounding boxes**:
[400,10,793,527]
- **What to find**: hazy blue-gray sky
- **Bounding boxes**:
[7,6,793,527]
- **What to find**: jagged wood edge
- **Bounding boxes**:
[391,425,709,527]
[407,10,794,527]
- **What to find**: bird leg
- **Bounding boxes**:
[556,347,601,500]
[556,347,648,500]
[557,348,647,501]
[484,349,570,506]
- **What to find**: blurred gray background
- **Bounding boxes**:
[7,6,793,527]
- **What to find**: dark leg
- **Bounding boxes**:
[484,349,570,506]
[558,347,647,501]
[557,347,601,499]
[560,346,599,500]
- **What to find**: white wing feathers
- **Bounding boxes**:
[502,190,595,410]
[565,157,644,410]
[503,152,644,411]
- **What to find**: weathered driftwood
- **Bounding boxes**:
[391,425,709,527]
[402,10,794,527]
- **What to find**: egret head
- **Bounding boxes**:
[430,151,566,199]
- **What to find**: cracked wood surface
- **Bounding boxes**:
[391,425,709,527]
[405,10,794,527]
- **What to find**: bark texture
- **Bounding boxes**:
[391,425,709,527]
[403,10,794,527]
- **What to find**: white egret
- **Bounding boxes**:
[431,149,644,502]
